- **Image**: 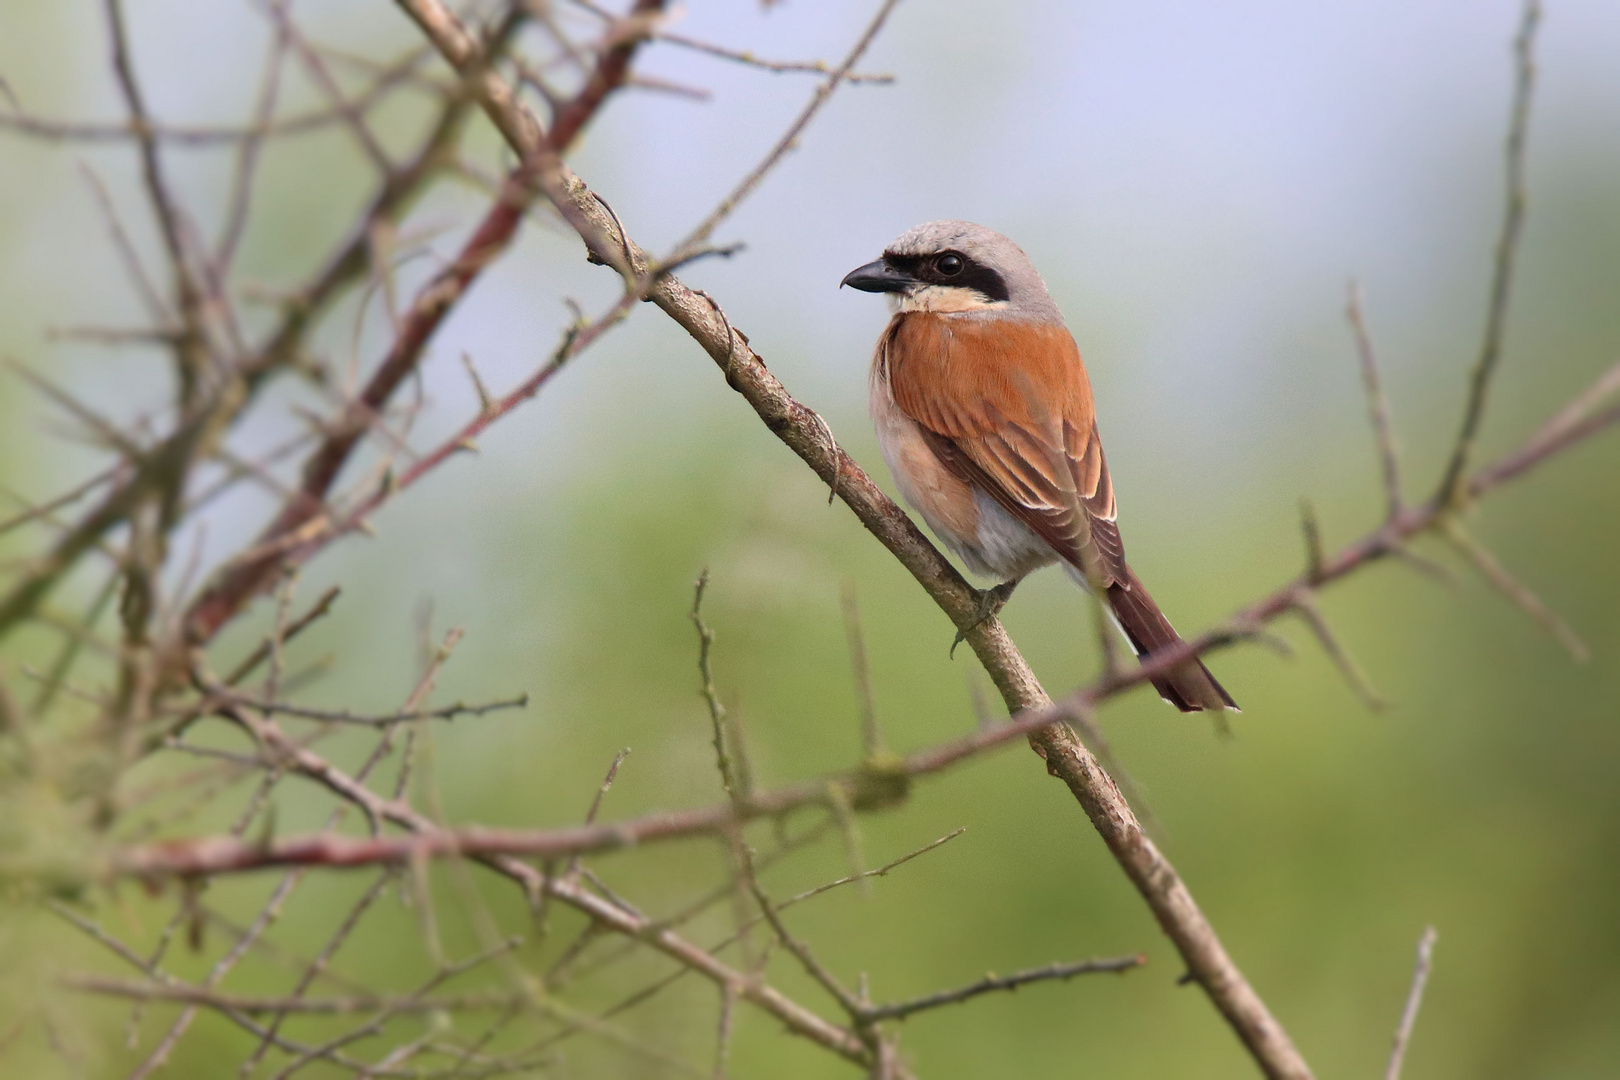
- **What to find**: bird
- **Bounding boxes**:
[841,220,1237,713]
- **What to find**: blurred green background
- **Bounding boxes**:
[2,0,1618,1076]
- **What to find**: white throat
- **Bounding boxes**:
[889,285,1007,315]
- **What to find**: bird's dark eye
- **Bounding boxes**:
[935,253,964,277]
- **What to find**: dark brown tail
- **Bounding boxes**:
[1106,566,1238,713]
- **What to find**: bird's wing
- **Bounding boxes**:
[881,313,1125,586]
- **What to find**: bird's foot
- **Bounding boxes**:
[950,578,1021,658]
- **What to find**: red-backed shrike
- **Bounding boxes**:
[842,220,1236,712]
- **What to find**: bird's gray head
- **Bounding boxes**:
[840,220,1061,322]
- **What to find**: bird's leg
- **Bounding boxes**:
[950,577,1022,657]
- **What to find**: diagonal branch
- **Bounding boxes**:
[0,15,511,644]
[1436,0,1541,505]
[104,0,214,411]
[1384,926,1439,1080]
[179,0,670,650]
[1293,590,1388,710]
[1438,518,1589,661]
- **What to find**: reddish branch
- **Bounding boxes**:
[108,372,1620,884]
[181,0,670,647]
[0,18,506,642]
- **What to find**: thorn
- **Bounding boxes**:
[1439,518,1589,662]
[460,351,494,414]
[841,583,883,757]
[1294,590,1389,710]
[1088,588,1122,679]
[1389,543,1458,587]
[1346,280,1403,519]
[1299,498,1325,583]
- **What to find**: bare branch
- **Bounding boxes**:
[712,981,738,1080]
[0,48,435,146]
[653,28,895,83]
[1436,0,1541,505]
[669,0,901,259]
[1509,358,1620,468]
[77,160,170,326]
[782,827,966,909]
[204,690,529,728]
[105,0,213,409]
[1438,518,1589,661]
[0,467,119,538]
[237,868,397,1076]
[862,954,1145,1023]
[738,845,866,1020]
[214,19,289,270]
[691,569,741,802]
[1347,281,1403,518]
[270,0,394,174]
[1385,926,1439,1080]
[1293,591,1388,710]
[842,584,885,756]
[1299,498,1326,584]
[180,2,666,648]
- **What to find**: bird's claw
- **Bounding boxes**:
[949,579,1021,658]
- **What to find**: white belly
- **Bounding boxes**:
[870,372,1058,581]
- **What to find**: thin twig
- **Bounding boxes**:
[712,980,738,1080]
[738,845,866,1019]
[691,569,741,802]
[655,29,895,84]
[0,48,435,146]
[1436,0,1541,505]
[1293,591,1388,710]
[781,827,966,909]
[0,467,119,538]
[1438,518,1589,661]
[1347,282,1403,518]
[862,954,1145,1023]
[842,584,884,756]
[1384,926,1439,1080]
[668,0,902,259]
[105,0,212,408]
[212,691,529,727]
[1516,358,1620,463]
[236,868,397,1076]
[1300,498,1326,583]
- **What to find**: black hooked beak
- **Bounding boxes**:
[840,258,916,294]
